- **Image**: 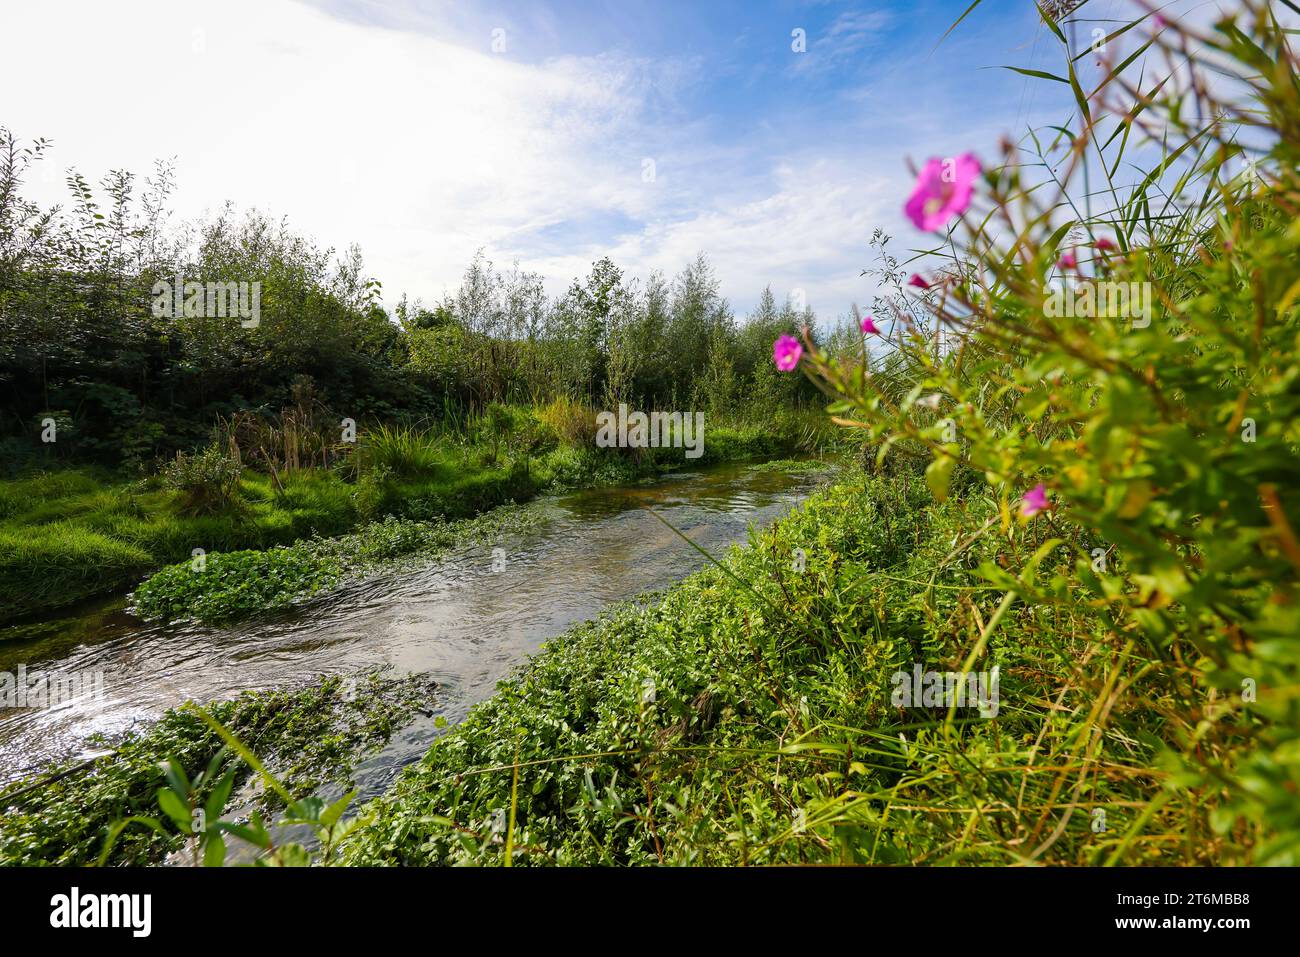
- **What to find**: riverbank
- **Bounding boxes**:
[332,463,1259,867]
[0,459,1272,865]
[0,672,436,866]
[1,408,829,627]
[0,458,836,865]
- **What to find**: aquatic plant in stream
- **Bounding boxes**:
[105,711,364,868]
[0,671,436,866]
[131,506,542,623]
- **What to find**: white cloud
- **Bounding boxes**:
[516,157,897,318]
[7,0,1232,323]
[2,0,671,304]
[788,9,893,77]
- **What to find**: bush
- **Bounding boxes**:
[350,424,442,479]
[538,396,597,448]
[161,446,243,515]
[792,4,1300,863]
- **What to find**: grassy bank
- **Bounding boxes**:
[0,469,360,626]
[4,459,1283,866]
[333,462,1273,866]
[1,406,826,626]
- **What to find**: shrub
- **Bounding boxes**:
[350,424,442,479]
[538,396,597,448]
[161,445,244,515]
[790,3,1300,863]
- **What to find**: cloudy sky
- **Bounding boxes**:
[2,0,1214,317]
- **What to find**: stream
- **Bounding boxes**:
[0,460,829,798]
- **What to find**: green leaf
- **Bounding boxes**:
[1038,3,1066,44]
[157,788,192,830]
[219,815,272,850]
[926,454,956,502]
[999,65,1068,84]
[203,834,226,867]
[159,758,190,799]
[932,0,983,53]
[320,790,356,829]
[283,796,325,826]
[272,844,313,867]
[205,770,235,824]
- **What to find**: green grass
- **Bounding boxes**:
[337,463,1272,866]
[1,407,821,624]
[745,457,838,474]
[0,470,360,625]
[350,422,449,479]
[7,457,1282,867]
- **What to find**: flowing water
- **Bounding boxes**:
[0,461,830,796]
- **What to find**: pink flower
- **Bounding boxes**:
[1056,251,1077,270]
[1020,483,1049,518]
[773,334,802,372]
[860,315,880,334]
[904,153,981,231]
[908,273,931,289]
[1094,237,1116,252]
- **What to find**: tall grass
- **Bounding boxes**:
[331,1,1300,867]
[0,470,359,623]
[348,423,445,478]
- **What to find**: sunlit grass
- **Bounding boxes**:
[1,407,814,623]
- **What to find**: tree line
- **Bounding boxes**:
[0,127,824,471]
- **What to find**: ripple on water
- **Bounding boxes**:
[0,461,829,787]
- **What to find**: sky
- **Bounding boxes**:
[0,0,1237,319]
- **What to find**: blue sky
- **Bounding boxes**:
[4,0,1180,318]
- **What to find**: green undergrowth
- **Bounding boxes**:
[0,469,360,625]
[0,671,435,866]
[745,457,839,474]
[338,464,1271,866]
[1,414,810,626]
[120,420,806,624]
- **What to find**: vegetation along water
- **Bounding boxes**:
[0,1,1297,872]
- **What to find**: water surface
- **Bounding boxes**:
[0,461,828,794]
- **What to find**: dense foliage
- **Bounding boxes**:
[335,466,1202,864]
[334,2,1300,867]
[130,508,541,623]
[797,0,1300,863]
[4,0,1296,870]
[0,125,822,474]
